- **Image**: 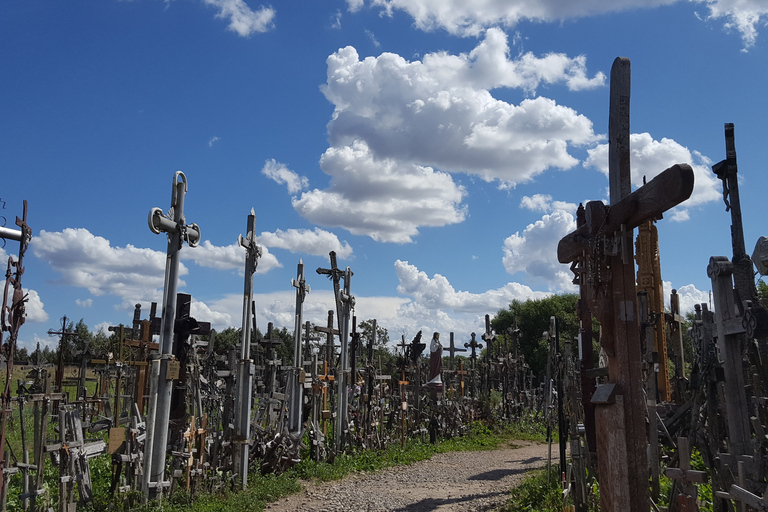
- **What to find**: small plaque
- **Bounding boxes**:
[166,360,181,380]
[109,427,126,454]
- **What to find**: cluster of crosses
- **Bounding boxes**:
[2,56,768,512]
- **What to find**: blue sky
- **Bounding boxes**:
[2,0,767,351]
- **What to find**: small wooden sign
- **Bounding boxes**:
[108,427,126,454]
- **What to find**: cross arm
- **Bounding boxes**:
[558,163,694,263]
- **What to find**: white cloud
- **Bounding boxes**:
[392,260,551,338]
[697,0,768,49]
[584,133,721,220]
[294,141,467,243]
[503,203,578,292]
[203,0,275,36]
[259,228,353,258]
[395,259,549,313]
[262,159,309,194]
[520,194,577,214]
[208,136,220,147]
[76,298,93,308]
[190,299,234,331]
[364,0,765,47]
[33,228,173,302]
[346,0,364,12]
[663,281,711,314]
[183,240,282,274]
[25,289,48,323]
[368,0,675,36]
[322,30,600,185]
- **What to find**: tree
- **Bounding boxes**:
[214,327,242,352]
[491,294,580,381]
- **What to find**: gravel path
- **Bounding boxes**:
[264,440,549,512]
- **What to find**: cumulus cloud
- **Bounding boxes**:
[364,0,765,47]
[697,0,768,49]
[391,260,551,338]
[76,298,93,308]
[294,141,467,243]
[25,289,48,323]
[33,228,172,302]
[322,30,600,186]
[368,0,674,36]
[395,260,549,313]
[183,240,282,274]
[503,199,578,292]
[663,281,711,314]
[259,228,353,258]
[262,159,309,194]
[208,136,220,147]
[203,0,275,36]
[520,193,577,213]
[584,133,721,220]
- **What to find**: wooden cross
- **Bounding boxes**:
[445,332,467,370]
[455,359,468,397]
[47,316,75,405]
[558,57,694,512]
[665,437,708,511]
[666,289,687,402]
[313,310,339,367]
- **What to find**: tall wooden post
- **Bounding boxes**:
[558,58,695,512]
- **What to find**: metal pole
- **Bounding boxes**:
[335,268,353,448]
[289,261,309,434]
[234,208,259,488]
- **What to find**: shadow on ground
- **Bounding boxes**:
[392,490,509,511]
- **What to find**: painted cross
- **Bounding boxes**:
[557,58,694,512]
[143,171,201,500]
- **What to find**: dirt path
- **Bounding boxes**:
[264,440,549,512]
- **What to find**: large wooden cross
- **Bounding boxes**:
[558,57,694,512]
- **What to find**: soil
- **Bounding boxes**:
[264,440,550,512]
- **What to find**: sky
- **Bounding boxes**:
[2,0,768,352]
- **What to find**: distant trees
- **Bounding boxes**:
[491,294,580,380]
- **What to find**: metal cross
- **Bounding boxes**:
[234,208,261,488]
[143,171,201,500]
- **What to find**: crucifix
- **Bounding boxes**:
[464,332,482,398]
[316,251,354,449]
[288,260,309,436]
[481,315,495,359]
[47,316,75,411]
[142,171,201,501]
[557,57,693,512]
[445,332,467,371]
[233,208,261,488]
